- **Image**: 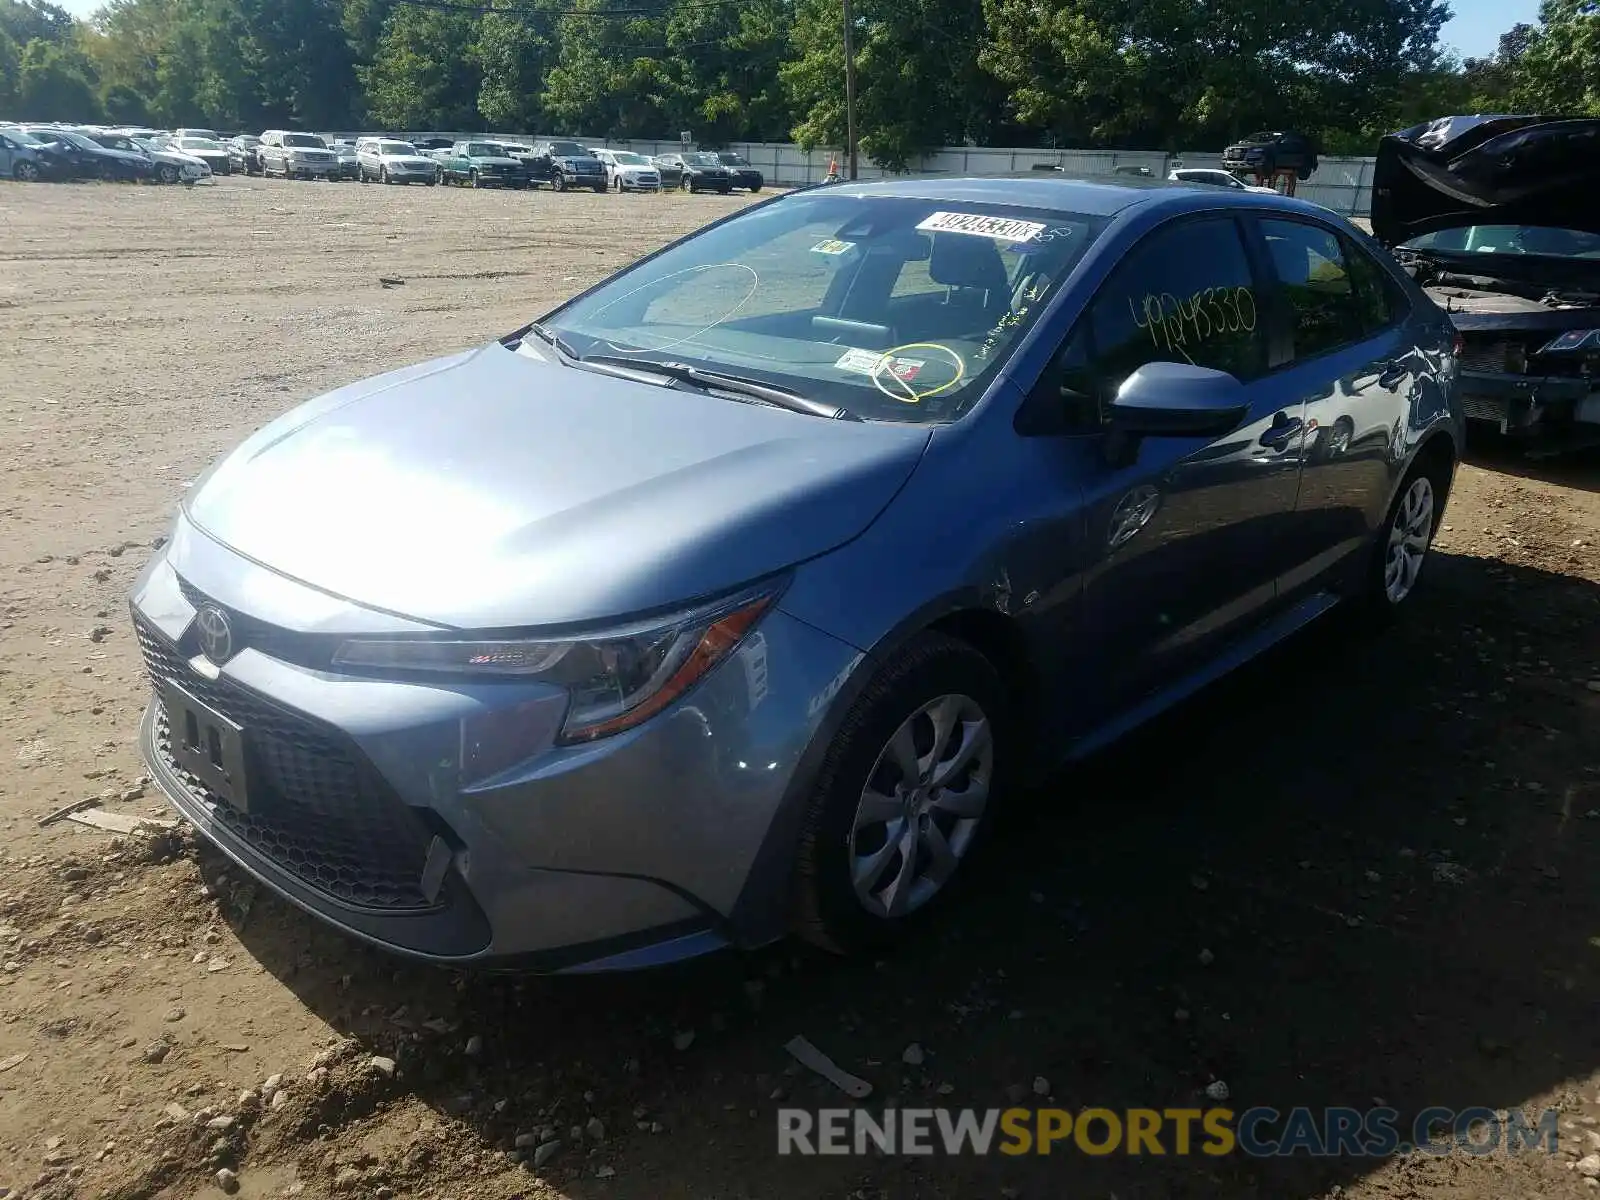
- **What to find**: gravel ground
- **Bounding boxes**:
[1,177,1599,1200]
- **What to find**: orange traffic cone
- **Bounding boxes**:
[825,156,840,183]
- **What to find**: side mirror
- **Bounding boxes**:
[1105,361,1247,465]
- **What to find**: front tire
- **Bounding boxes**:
[553,172,567,192]
[791,633,1008,956]
[14,160,39,182]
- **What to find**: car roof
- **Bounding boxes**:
[809,174,1340,223]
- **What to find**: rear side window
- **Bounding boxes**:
[1341,235,1406,336]
[1089,215,1267,387]
[1258,218,1369,360]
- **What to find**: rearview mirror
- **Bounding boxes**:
[1105,361,1248,464]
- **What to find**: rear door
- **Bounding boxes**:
[1245,215,1424,599]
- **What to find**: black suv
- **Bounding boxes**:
[1221,131,1318,179]
[526,140,608,192]
[656,151,733,193]
[714,151,764,192]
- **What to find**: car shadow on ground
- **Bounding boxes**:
[203,547,1600,1199]
[1464,438,1600,494]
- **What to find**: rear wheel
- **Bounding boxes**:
[1360,450,1450,621]
[791,633,1009,956]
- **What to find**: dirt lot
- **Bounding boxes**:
[1,176,1599,1200]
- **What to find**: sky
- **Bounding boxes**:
[50,0,1544,60]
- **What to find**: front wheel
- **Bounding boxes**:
[470,169,480,188]
[157,164,179,184]
[791,633,1008,956]
[553,172,567,192]
[14,160,39,182]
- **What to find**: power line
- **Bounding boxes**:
[385,0,777,17]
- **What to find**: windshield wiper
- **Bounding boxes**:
[521,322,579,362]
[578,355,857,421]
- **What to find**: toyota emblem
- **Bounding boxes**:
[195,605,234,665]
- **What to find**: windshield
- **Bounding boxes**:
[549,141,589,157]
[375,141,415,155]
[611,152,649,166]
[687,153,724,167]
[283,133,325,148]
[179,138,223,151]
[1402,225,1600,260]
[464,143,499,156]
[44,131,95,150]
[542,193,1105,424]
[9,130,43,146]
[237,136,261,146]
[718,153,749,166]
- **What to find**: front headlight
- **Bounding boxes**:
[332,583,781,743]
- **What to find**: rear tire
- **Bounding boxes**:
[791,633,1009,957]
[1359,450,1450,624]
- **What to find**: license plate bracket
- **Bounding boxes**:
[162,680,250,813]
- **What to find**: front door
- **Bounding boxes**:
[1029,214,1306,721]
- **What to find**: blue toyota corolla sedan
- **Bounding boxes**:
[129,176,1463,972]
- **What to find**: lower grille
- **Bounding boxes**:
[134,615,444,911]
[1461,393,1511,424]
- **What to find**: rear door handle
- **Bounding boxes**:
[1259,415,1304,449]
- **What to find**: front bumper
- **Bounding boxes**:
[1456,368,1598,434]
[128,525,861,970]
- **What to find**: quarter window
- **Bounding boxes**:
[1342,235,1404,336]
[1258,218,1368,360]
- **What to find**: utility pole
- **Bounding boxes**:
[842,0,858,179]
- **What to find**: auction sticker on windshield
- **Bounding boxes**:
[811,238,857,255]
[834,347,924,381]
[916,212,1047,243]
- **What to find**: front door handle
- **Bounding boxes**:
[1259,414,1304,449]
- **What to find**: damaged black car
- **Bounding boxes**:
[1372,114,1600,453]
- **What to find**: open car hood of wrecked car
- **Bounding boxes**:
[1371,115,1600,246]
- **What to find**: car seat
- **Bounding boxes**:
[924,234,1013,337]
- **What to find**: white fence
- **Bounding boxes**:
[324,131,1378,217]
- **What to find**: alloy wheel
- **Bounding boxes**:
[14,161,39,181]
[848,693,992,919]
[1384,475,1434,604]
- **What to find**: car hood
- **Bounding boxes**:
[182,343,930,629]
[1371,115,1600,246]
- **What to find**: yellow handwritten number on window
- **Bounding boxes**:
[1130,287,1256,362]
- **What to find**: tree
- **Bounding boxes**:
[17,35,100,120]
[476,0,557,131]
[1506,0,1600,113]
[542,0,673,138]
[660,0,791,143]
[0,29,20,111]
[785,0,997,170]
[363,2,481,128]
[0,0,75,47]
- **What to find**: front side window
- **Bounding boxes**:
[544,194,1106,424]
[1090,215,1266,389]
[1259,218,1368,360]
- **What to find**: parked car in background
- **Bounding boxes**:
[173,127,222,142]
[715,150,763,192]
[21,127,153,181]
[592,148,661,192]
[260,130,340,180]
[0,128,72,181]
[170,135,231,176]
[356,138,438,185]
[525,140,608,192]
[228,135,263,175]
[651,153,684,189]
[656,151,732,193]
[127,176,1462,972]
[1222,131,1319,180]
[89,131,206,184]
[1375,113,1600,454]
[437,140,524,188]
[1168,167,1277,194]
[329,140,361,179]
